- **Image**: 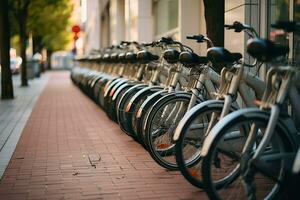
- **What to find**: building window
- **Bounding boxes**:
[294,0,300,64]
[267,0,300,63]
[267,0,290,46]
[153,0,179,38]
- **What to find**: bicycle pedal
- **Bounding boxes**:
[253,99,262,106]
[188,169,201,177]
[156,143,170,149]
[253,99,271,108]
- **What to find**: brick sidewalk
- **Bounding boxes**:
[0,71,207,200]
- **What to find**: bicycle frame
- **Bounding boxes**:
[242,66,300,159]
[173,62,265,141]
[156,65,220,130]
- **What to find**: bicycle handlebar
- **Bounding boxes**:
[186,34,205,42]
[225,21,259,39]
[186,34,214,47]
[141,37,178,47]
[224,21,252,32]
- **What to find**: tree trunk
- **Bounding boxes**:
[19,13,28,86]
[33,36,42,54]
[0,0,14,99]
[46,49,52,70]
[203,0,225,47]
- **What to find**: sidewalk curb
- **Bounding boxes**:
[0,74,49,179]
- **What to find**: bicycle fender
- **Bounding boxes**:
[136,90,168,118]
[201,108,298,157]
[126,86,164,112]
[117,83,148,109]
[104,78,126,97]
[112,82,134,101]
[103,78,117,96]
[173,100,230,141]
[152,92,203,108]
[109,79,130,97]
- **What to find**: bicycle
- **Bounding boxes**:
[173,22,265,188]
[201,21,300,200]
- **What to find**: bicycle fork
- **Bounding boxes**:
[241,105,280,200]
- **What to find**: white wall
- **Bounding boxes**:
[110,0,125,44]
[179,0,205,54]
[137,0,153,42]
[84,0,101,53]
[224,1,245,54]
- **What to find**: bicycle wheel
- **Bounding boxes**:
[97,78,112,108]
[201,109,294,200]
[175,100,229,188]
[145,93,200,170]
[109,82,137,122]
[103,78,126,113]
[92,76,104,102]
[127,86,165,140]
[135,90,168,147]
[105,80,130,121]
[117,84,147,136]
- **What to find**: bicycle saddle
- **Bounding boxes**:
[87,57,95,63]
[102,53,110,62]
[125,52,138,63]
[118,52,127,63]
[179,51,208,67]
[88,55,102,62]
[77,57,87,62]
[163,49,180,64]
[137,50,159,64]
[247,38,289,62]
[207,47,242,65]
[94,55,102,62]
[110,53,118,63]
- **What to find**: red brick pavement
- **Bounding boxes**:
[0,71,207,200]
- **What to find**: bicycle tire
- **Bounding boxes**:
[201,109,295,200]
[145,92,202,170]
[135,90,168,147]
[174,100,237,188]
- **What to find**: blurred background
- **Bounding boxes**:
[0,0,299,99]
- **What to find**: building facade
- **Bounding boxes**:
[82,0,299,63]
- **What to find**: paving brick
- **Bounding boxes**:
[0,71,206,199]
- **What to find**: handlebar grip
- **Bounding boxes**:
[120,41,131,45]
[142,42,155,47]
[186,36,197,39]
[225,21,246,32]
[186,35,205,42]
[224,24,233,28]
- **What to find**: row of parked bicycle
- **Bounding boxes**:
[71,21,300,199]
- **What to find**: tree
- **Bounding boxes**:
[9,0,73,84]
[9,0,30,86]
[28,0,73,69]
[0,0,14,99]
[203,0,225,47]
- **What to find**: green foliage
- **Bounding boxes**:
[28,0,73,51]
[8,10,19,36]
[9,0,73,51]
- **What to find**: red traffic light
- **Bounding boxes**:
[72,25,81,33]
